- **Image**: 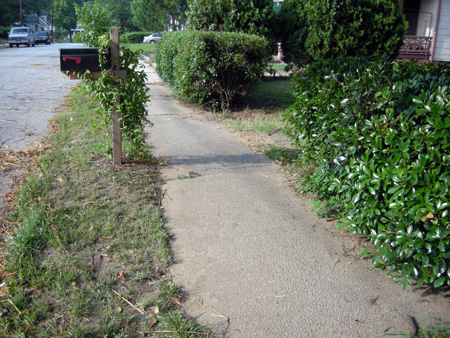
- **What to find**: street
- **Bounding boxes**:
[0,43,81,212]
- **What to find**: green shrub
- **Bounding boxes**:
[186,0,277,53]
[305,0,407,61]
[75,0,151,158]
[53,31,71,41]
[122,31,153,43]
[155,30,271,111]
[285,58,450,289]
[0,26,11,39]
[278,0,407,66]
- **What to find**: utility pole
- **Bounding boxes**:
[51,0,54,42]
[19,0,23,26]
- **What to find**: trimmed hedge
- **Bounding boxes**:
[122,31,153,43]
[285,58,450,289]
[155,30,270,111]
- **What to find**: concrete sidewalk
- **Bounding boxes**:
[142,62,449,338]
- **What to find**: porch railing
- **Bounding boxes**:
[398,35,432,61]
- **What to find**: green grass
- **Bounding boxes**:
[122,43,158,57]
[264,147,302,164]
[0,86,211,337]
[224,112,285,135]
[235,77,295,111]
[222,77,295,138]
[267,63,288,72]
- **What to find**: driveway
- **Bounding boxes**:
[143,63,450,337]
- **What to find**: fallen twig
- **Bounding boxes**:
[112,289,145,315]
[279,211,295,219]
[150,330,208,336]
[394,307,414,328]
[198,298,229,322]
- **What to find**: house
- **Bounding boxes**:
[398,0,450,62]
[22,14,51,32]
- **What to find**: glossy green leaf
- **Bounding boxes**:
[433,276,446,288]
[401,278,412,290]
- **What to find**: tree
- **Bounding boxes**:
[0,0,50,27]
[164,0,187,31]
[131,0,187,32]
[24,0,49,16]
[54,0,84,36]
[278,0,407,65]
[74,0,112,45]
[101,0,139,32]
[131,0,166,32]
[0,0,17,27]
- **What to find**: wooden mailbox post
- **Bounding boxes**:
[110,27,122,166]
[60,27,126,165]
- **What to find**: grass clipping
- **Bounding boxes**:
[0,142,48,173]
[0,142,51,209]
[0,87,211,337]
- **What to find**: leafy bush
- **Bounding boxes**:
[122,31,153,43]
[285,58,450,289]
[155,30,271,111]
[305,0,407,60]
[277,0,407,66]
[53,31,70,41]
[0,26,11,39]
[75,0,151,158]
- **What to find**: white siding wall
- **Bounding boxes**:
[418,0,438,36]
[434,0,450,61]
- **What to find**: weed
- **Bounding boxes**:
[385,317,450,338]
[155,310,212,337]
[178,171,201,180]
[264,147,301,164]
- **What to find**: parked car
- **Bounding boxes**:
[35,31,51,45]
[143,33,162,44]
[8,27,35,47]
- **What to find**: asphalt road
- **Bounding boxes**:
[0,42,80,212]
[143,63,450,338]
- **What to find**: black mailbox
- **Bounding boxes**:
[60,47,111,72]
